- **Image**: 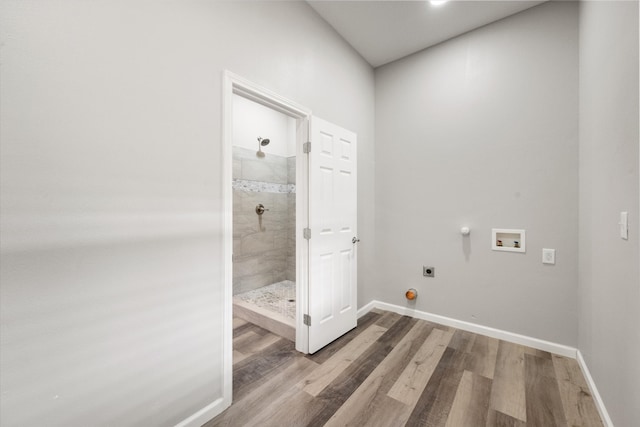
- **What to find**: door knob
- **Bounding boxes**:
[255,204,269,215]
[352,237,360,244]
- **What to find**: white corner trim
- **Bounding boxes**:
[357,300,577,358]
[576,350,614,427]
[357,300,377,318]
[174,396,229,427]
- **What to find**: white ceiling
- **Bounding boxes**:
[307,0,546,67]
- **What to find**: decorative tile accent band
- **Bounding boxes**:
[232,179,296,194]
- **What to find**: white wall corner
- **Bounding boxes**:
[576,350,615,427]
[357,300,378,318]
[358,300,577,358]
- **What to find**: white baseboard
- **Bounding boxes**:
[358,300,611,426]
[576,350,614,427]
[174,396,230,427]
[357,300,377,318]
[179,303,610,427]
[358,300,577,358]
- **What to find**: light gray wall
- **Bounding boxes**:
[578,2,640,425]
[0,1,374,425]
[373,2,579,346]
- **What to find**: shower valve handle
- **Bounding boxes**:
[255,204,269,215]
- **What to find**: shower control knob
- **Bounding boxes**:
[255,204,269,215]
[352,237,360,244]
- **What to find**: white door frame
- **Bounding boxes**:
[222,70,312,400]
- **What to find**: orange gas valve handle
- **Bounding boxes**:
[405,288,418,300]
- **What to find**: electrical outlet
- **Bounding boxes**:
[423,266,435,277]
[542,248,556,265]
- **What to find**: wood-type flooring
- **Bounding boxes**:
[205,309,603,427]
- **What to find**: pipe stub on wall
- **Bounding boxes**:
[405,288,418,301]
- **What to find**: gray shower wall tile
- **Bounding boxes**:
[233,146,287,183]
[286,191,296,282]
[240,191,276,214]
[241,230,275,255]
[260,214,287,232]
[234,252,283,278]
[272,269,287,284]
[233,213,287,243]
[234,219,268,241]
[233,191,243,213]
[287,156,296,184]
[242,158,287,184]
[232,146,296,294]
[235,193,286,224]
[287,193,296,220]
[233,249,288,294]
[233,157,241,180]
[233,234,242,257]
[233,273,275,295]
[239,191,287,213]
[271,193,288,212]
[286,255,295,282]
[233,256,262,278]
[240,191,265,212]
[233,146,279,162]
[273,230,289,250]
[233,146,270,164]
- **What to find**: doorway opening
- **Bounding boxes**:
[231,93,298,341]
[222,73,312,402]
[222,72,359,407]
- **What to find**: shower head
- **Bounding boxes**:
[256,137,270,157]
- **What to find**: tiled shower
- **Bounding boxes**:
[232,145,296,324]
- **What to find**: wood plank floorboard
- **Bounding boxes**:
[486,410,528,427]
[233,317,248,329]
[445,370,492,427]
[465,334,500,380]
[301,324,388,396]
[324,320,436,427]
[232,337,299,402]
[306,310,381,365]
[447,329,477,353]
[232,321,268,339]
[551,355,603,427]
[375,311,404,329]
[388,328,455,407]
[404,346,468,427]
[489,341,527,421]
[308,316,419,427]
[524,354,568,427]
[206,310,605,427]
[234,330,281,356]
[205,358,319,427]
[524,346,553,360]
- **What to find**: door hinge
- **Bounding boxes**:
[304,314,311,326]
[303,228,311,240]
[303,141,311,154]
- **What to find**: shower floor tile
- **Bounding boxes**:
[235,280,295,320]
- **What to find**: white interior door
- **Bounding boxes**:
[308,116,358,354]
